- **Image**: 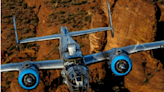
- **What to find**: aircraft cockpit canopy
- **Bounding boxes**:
[68,44,76,56]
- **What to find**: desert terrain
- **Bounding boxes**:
[1,0,164,92]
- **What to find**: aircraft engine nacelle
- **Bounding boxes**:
[18,64,39,90]
[110,55,132,76]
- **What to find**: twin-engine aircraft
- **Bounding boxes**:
[1,2,164,92]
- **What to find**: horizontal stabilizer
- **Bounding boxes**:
[68,1,114,37]
[69,27,112,36]
[12,1,114,49]
[12,15,61,49]
[19,34,61,43]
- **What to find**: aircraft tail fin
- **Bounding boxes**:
[68,1,114,37]
[13,15,20,51]
[12,15,61,50]
[107,1,114,37]
[12,1,114,49]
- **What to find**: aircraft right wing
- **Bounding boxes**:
[1,59,64,72]
[84,40,164,65]
[83,50,112,65]
[120,40,164,54]
[83,40,164,76]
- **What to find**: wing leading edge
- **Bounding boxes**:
[1,59,64,72]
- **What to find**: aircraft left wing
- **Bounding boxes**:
[1,59,64,72]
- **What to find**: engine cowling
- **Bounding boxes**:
[111,55,132,76]
[18,67,39,90]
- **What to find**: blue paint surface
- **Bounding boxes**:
[111,55,132,76]
[18,68,39,90]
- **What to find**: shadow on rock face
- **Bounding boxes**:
[40,70,64,92]
[153,21,164,68]
[152,3,164,68]
[90,62,130,92]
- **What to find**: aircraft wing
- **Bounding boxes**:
[1,59,64,72]
[31,59,64,69]
[83,50,112,65]
[19,34,61,43]
[1,62,23,72]
[120,40,164,54]
[84,40,164,65]
[69,27,113,37]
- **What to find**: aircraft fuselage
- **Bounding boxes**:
[59,26,90,92]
